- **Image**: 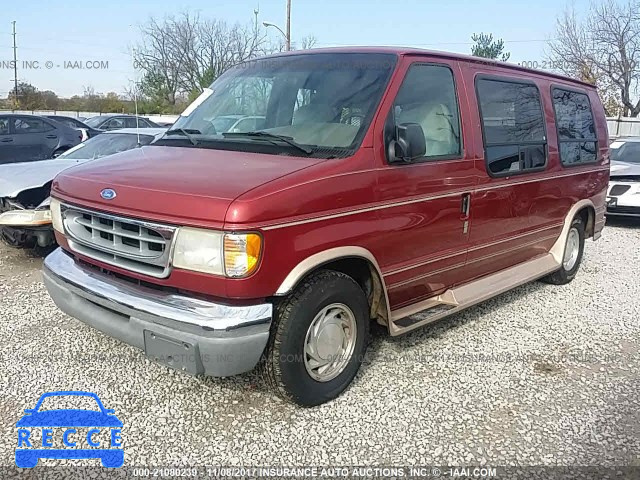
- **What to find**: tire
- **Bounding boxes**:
[262,270,370,406]
[542,216,585,285]
[0,227,36,248]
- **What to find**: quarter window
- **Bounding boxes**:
[391,64,462,159]
[476,78,547,176]
[552,88,597,166]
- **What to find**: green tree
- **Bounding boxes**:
[8,82,42,110]
[471,33,511,61]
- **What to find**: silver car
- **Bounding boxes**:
[607,137,640,217]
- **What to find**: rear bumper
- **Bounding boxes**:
[42,248,272,377]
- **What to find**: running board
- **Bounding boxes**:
[389,253,560,336]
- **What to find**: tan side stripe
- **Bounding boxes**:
[383,223,563,277]
[259,167,609,231]
[387,233,559,290]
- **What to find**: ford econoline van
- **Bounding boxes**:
[42,48,609,406]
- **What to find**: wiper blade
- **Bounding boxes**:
[222,131,313,155]
[164,128,201,146]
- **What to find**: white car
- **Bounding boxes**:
[0,128,166,249]
[607,138,640,217]
[211,115,266,133]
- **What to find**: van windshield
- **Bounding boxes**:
[159,53,396,157]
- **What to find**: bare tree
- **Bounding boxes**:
[300,35,318,50]
[548,1,640,116]
[134,12,271,106]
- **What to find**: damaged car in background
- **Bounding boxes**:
[0,128,166,250]
[607,137,640,217]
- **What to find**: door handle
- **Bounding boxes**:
[460,193,471,218]
[45,135,58,139]
[461,193,471,234]
[1,138,13,143]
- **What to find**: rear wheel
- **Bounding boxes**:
[262,270,370,406]
[542,216,585,285]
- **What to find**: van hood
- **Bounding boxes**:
[52,145,323,227]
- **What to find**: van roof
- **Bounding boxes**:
[260,46,596,89]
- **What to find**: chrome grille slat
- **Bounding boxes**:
[74,216,166,245]
[61,205,176,278]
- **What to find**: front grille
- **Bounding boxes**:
[609,184,631,196]
[62,205,176,278]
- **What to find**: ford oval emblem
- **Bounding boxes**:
[100,188,117,200]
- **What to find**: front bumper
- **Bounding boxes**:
[607,181,640,217]
[42,248,273,377]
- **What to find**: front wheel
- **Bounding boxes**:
[262,270,370,406]
[542,216,585,285]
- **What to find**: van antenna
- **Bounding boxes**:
[132,46,141,147]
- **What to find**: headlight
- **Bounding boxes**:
[224,233,262,278]
[172,228,262,278]
[50,198,64,232]
[173,227,225,275]
[0,209,52,226]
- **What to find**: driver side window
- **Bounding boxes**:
[391,64,462,159]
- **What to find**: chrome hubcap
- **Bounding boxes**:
[563,227,580,271]
[304,303,357,382]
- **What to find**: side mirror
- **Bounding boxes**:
[387,123,426,163]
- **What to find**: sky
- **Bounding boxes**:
[1,0,592,98]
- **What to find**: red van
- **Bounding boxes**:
[42,48,609,406]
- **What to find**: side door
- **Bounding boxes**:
[0,116,15,164]
[374,58,476,310]
[10,116,56,162]
[463,72,559,281]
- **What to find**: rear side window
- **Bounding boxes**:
[476,78,547,176]
[13,117,54,134]
[552,88,597,166]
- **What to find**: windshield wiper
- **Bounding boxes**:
[222,131,314,155]
[164,128,201,146]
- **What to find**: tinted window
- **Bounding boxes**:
[13,117,54,134]
[50,117,83,129]
[0,117,8,135]
[85,116,109,128]
[123,117,138,128]
[392,64,461,158]
[103,117,126,130]
[552,88,597,166]
[476,78,547,176]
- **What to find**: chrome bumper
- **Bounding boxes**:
[42,248,273,377]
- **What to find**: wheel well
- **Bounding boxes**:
[577,206,595,238]
[296,257,389,326]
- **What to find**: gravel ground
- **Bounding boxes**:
[0,220,639,471]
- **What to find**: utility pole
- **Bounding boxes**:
[11,21,18,108]
[253,5,259,44]
[285,0,291,51]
